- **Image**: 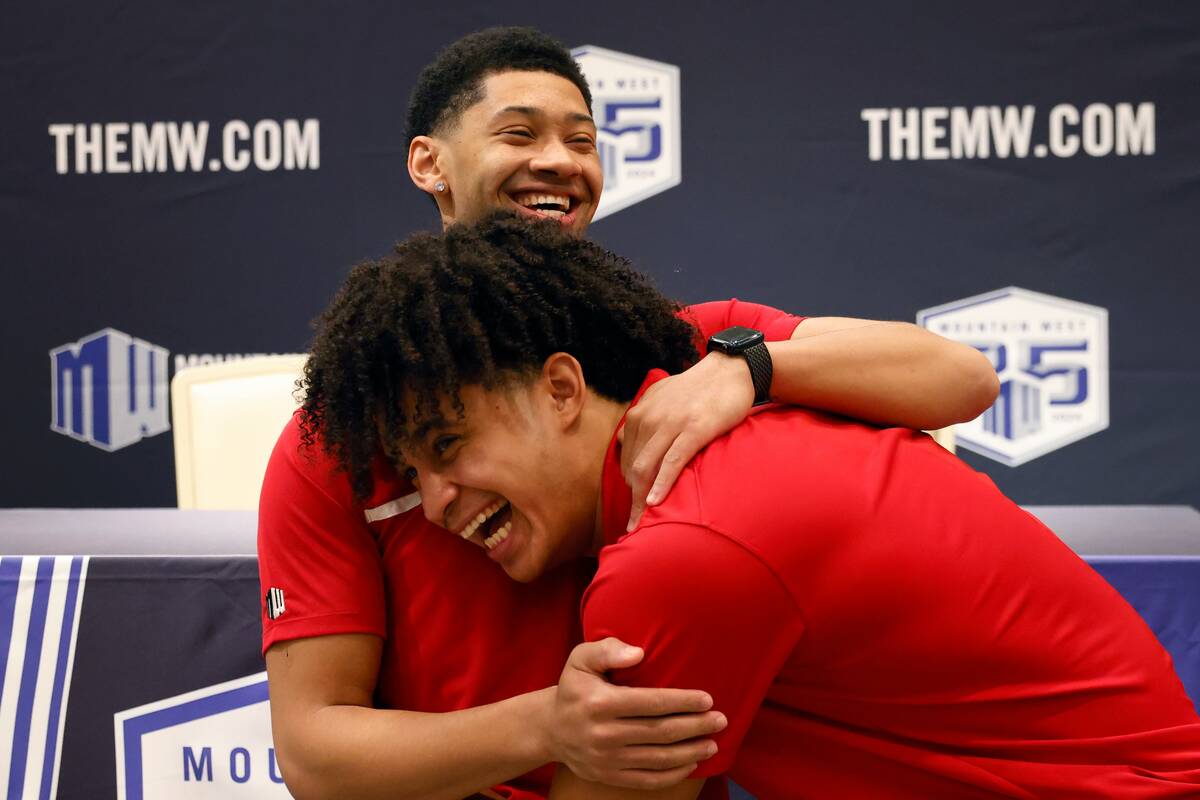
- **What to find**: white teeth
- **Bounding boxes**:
[513,192,570,214]
[458,500,507,539]
[484,520,513,550]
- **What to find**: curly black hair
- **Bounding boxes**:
[301,213,699,500]
[403,26,593,146]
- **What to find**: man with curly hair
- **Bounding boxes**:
[304,214,1200,800]
[260,26,1000,799]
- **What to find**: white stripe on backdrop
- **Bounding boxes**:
[0,556,88,800]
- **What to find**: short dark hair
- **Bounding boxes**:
[301,213,698,499]
[403,26,593,146]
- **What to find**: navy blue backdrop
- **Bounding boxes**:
[3,1,1198,508]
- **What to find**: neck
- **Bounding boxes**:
[583,398,631,555]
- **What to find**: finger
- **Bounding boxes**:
[644,434,701,508]
[619,406,666,482]
[603,685,714,718]
[569,637,645,673]
[624,430,674,530]
[602,764,701,791]
[605,711,728,746]
[618,409,642,476]
[627,497,644,532]
[608,740,719,772]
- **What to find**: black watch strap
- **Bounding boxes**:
[743,341,773,405]
[707,326,773,405]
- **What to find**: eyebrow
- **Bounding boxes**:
[493,106,595,125]
[401,417,452,448]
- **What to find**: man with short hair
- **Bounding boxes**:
[261,26,999,799]
[304,213,1200,800]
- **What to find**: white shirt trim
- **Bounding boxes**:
[363,492,422,523]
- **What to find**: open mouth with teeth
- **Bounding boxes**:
[458,498,513,551]
[511,191,576,221]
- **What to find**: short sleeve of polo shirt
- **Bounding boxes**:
[257,415,387,653]
[684,298,804,342]
[580,522,804,777]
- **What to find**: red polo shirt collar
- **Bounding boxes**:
[599,369,670,549]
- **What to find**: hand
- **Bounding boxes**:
[620,352,754,529]
[546,638,727,790]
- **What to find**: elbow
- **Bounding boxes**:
[955,347,1000,422]
[273,742,435,800]
[272,738,357,800]
[270,743,326,800]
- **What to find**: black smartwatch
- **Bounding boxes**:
[706,326,773,405]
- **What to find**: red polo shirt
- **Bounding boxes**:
[584,371,1200,799]
[257,300,803,798]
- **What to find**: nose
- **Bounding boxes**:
[529,138,583,180]
[418,469,458,528]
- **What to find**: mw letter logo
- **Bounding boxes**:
[50,328,170,451]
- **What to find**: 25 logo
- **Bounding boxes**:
[599,100,663,163]
[916,287,1108,467]
[975,340,1090,409]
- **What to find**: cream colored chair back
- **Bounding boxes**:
[171,354,308,509]
[926,425,956,453]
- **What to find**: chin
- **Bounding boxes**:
[504,544,561,584]
[503,562,539,584]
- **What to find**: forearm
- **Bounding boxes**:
[767,321,998,429]
[276,688,553,800]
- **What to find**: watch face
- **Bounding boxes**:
[710,325,765,351]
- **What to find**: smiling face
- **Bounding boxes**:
[395,379,599,582]
[415,70,603,237]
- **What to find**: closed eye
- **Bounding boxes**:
[433,435,459,456]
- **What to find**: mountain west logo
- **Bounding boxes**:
[115,673,289,799]
[917,287,1108,466]
[265,588,285,621]
[572,45,680,221]
[49,328,170,451]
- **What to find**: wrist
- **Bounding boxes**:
[706,326,772,404]
[703,350,756,406]
[527,686,559,764]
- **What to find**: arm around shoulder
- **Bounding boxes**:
[773,316,999,429]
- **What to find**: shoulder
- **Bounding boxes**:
[690,405,859,488]
[262,411,415,518]
[261,411,358,512]
[680,299,805,341]
[584,522,797,624]
[624,408,882,563]
[259,412,421,560]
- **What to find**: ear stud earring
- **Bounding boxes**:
[435,181,446,192]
